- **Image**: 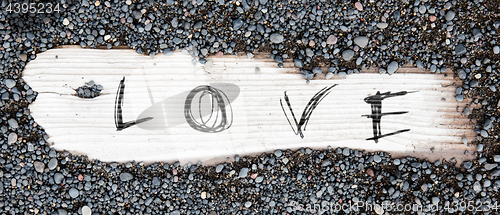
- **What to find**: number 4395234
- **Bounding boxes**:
[5,3,60,14]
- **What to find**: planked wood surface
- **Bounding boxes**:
[23,46,476,165]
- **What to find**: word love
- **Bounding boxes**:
[116,76,413,143]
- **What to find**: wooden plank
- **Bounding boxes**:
[23,47,476,165]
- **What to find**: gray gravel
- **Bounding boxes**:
[48,158,58,170]
[54,173,64,184]
[119,172,134,181]
[485,163,498,171]
[354,36,369,48]
[239,167,249,178]
[387,61,399,75]
[326,35,338,45]
[34,161,45,173]
[270,33,284,44]
[1,0,499,214]
[494,155,500,162]
[3,79,15,88]
[445,10,456,21]
[233,18,243,31]
[274,149,282,157]
[68,188,79,198]
[342,49,355,61]
[216,164,224,173]
[7,118,18,129]
[76,81,103,99]
[7,133,17,144]
[325,72,334,80]
[458,69,467,79]
[81,206,92,215]
[455,44,467,55]
[376,22,388,29]
[294,59,303,68]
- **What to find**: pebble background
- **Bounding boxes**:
[1,0,500,214]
